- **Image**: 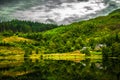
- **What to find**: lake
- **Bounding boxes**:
[0,57,120,80]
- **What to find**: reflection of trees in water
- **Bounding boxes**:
[102,58,120,80]
[0,58,119,80]
[14,59,101,80]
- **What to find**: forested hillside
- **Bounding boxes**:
[0,20,58,33]
[0,9,120,57]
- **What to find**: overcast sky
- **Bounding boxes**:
[0,0,120,24]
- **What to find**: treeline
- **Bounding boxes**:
[102,33,120,57]
[0,20,58,33]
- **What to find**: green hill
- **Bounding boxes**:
[0,9,120,57]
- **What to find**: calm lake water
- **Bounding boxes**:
[0,57,120,80]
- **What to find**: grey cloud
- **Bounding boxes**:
[84,6,93,10]
[0,0,120,24]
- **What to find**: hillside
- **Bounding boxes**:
[0,9,120,57]
[0,20,58,33]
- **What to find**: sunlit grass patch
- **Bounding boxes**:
[43,53,85,62]
[29,50,85,62]
[91,51,102,55]
[0,46,24,55]
[2,69,33,77]
[86,51,102,59]
[2,36,35,44]
[29,50,102,62]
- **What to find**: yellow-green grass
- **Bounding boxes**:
[0,56,24,67]
[0,46,24,55]
[29,50,85,62]
[2,36,36,44]
[43,53,85,61]
[0,54,28,77]
[29,50,102,62]
[0,58,32,77]
[87,51,102,59]
[2,70,33,77]
[0,54,24,59]
[0,57,24,77]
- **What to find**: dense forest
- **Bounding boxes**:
[0,20,58,33]
[0,9,120,57]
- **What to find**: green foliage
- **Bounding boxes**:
[0,41,16,47]
[102,47,111,58]
[2,31,13,37]
[81,47,91,56]
[24,48,32,57]
[111,42,120,57]
[0,20,58,33]
[102,42,120,57]
[36,48,39,54]
[89,38,97,49]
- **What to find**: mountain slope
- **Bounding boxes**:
[19,9,120,54]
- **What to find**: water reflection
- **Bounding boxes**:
[0,57,120,80]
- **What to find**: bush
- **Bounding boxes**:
[111,42,120,57]
[2,31,13,37]
[102,47,111,58]
[80,47,91,56]
[24,48,32,57]
[0,41,16,47]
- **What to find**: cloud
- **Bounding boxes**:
[0,0,120,24]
